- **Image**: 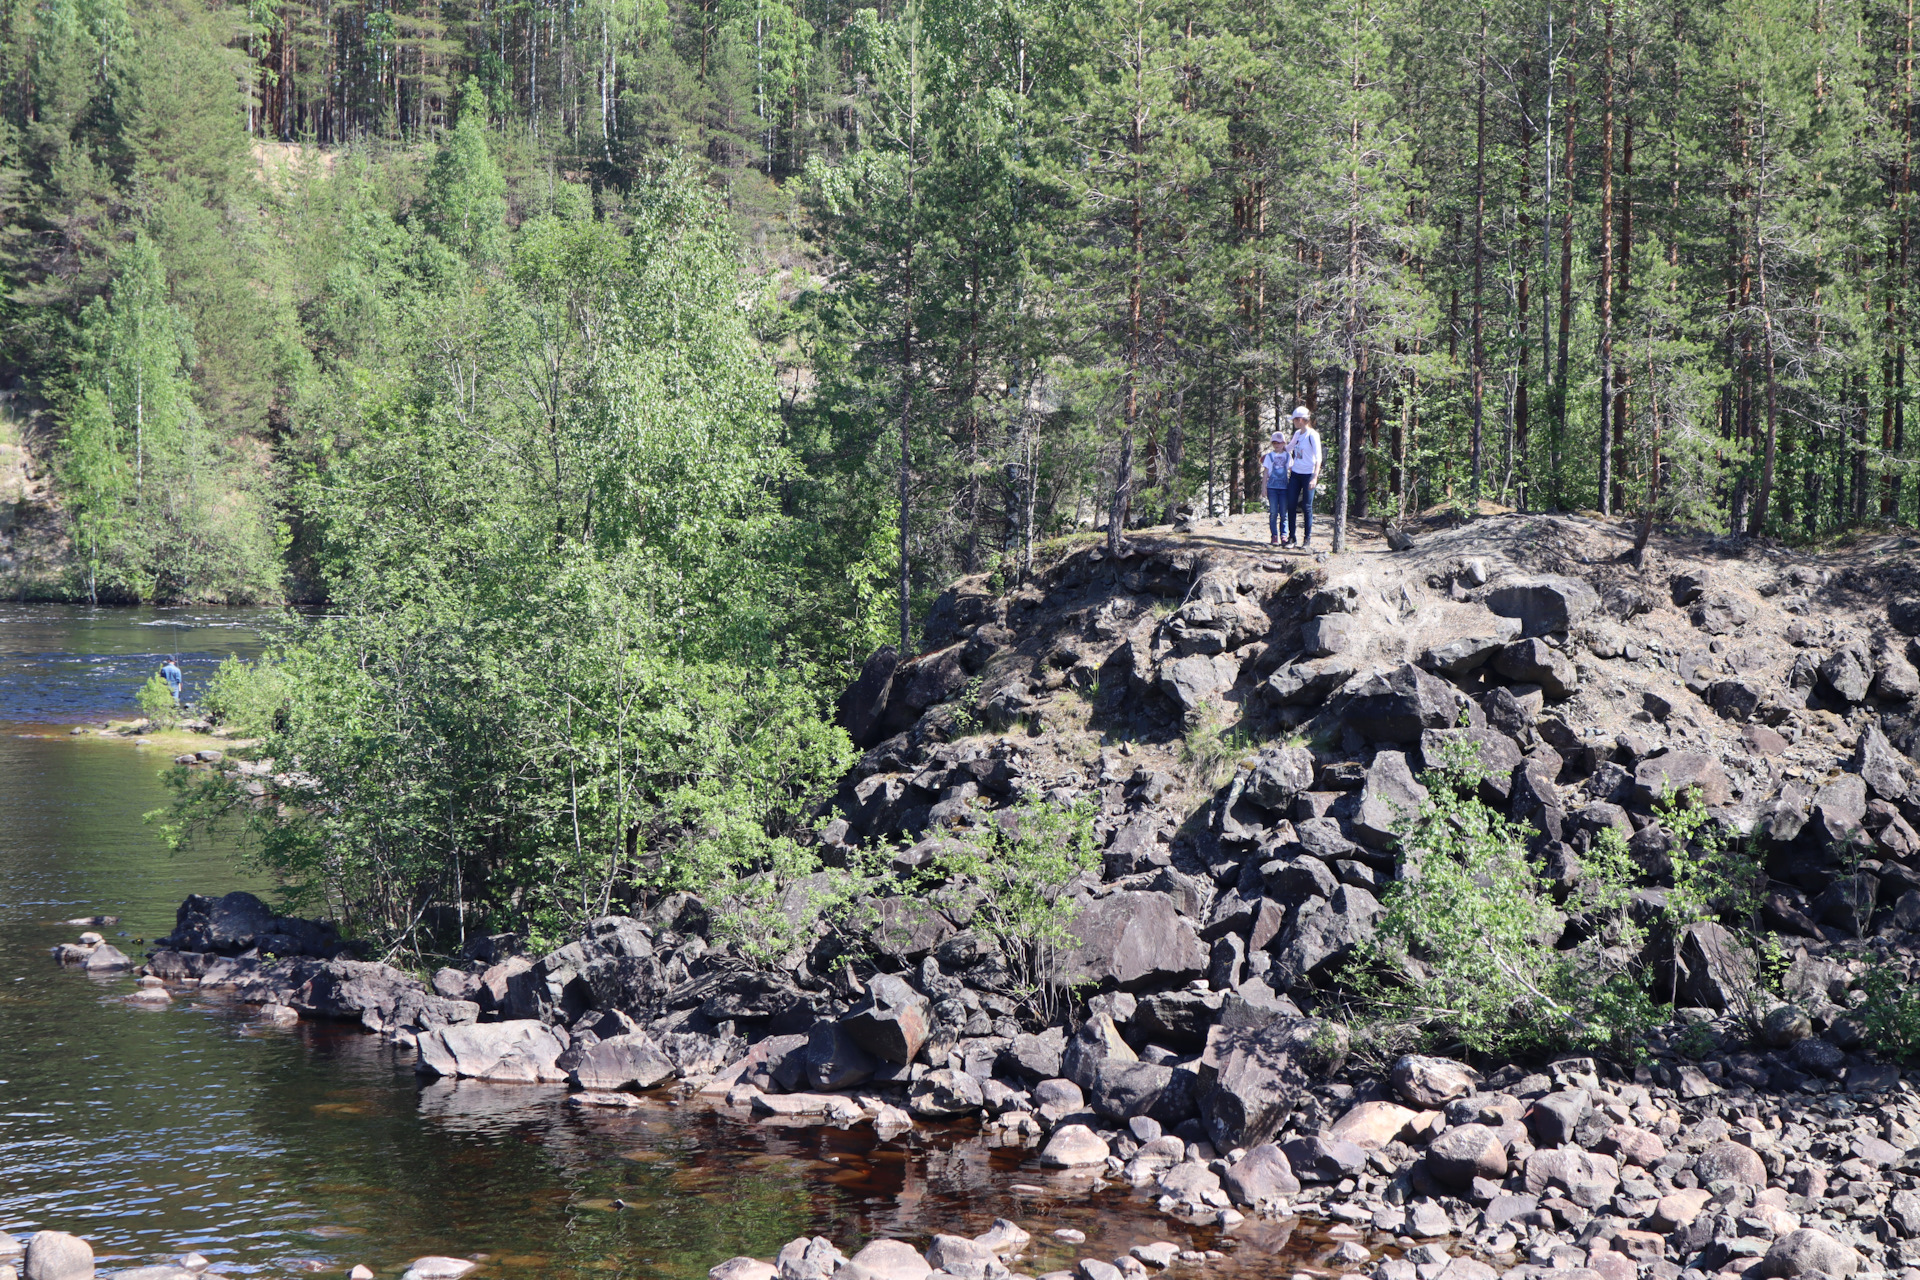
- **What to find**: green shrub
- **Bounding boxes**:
[1352,745,1656,1060]
[1854,959,1920,1059]
[930,794,1098,1021]
[136,673,181,729]
[200,655,291,736]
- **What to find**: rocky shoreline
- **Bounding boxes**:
[38,518,1920,1280]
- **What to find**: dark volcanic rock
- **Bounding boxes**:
[1485,576,1600,637]
[1197,1016,1348,1151]
[1054,891,1208,991]
[841,974,933,1065]
[1343,664,1466,744]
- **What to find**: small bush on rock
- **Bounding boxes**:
[1353,742,1656,1060]
[930,794,1097,1020]
[1855,958,1920,1059]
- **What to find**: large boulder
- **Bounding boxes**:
[1820,647,1874,704]
[1244,746,1317,811]
[1083,1059,1197,1125]
[909,1068,985,1118]
[22,1231,92,1280]
[1054,891,1208,991]
[1160,654,1240,714]
[415,1021,569,1084]
[1631,753,1732,809]
[1390,1055,1477,1107]
[1351,752,1430,849]
[1485,576,1600,638]
[1263,657,1360,708]
[1222,1143,1301,1207]
[837,647,901,750]
[1197,1016,1348,1151]
[1811,774,1870,847]
[1493,639,1577,700]
[1756,1230,1860,1279]
[568,1033,677,1091]
[1061,1012,1137,1086]
[841,975,933,1065]
[1270,887,1382,990]
[1419,614,1524,676]
[159,890,349,959]
[1856,723,1910,803]
[289,958,478,1035]
[1343,664,1466,744]
[1663,921,1757,1012]
[1427,1123,1508,1189]
[805,1019,878,1091]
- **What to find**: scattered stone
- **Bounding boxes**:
[22,1233,92,1280]
[1040,1124,1111,1168]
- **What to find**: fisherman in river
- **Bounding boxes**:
[160,658,182,704]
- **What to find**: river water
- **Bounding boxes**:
[0,607,1321,1280]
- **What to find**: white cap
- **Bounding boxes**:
[1291,406,1312,419]
[1270,431,1286,443]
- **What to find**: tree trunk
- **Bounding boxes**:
[1470,4,1487,509]
[1597,1,1615,517]
[1554,27,1578,509]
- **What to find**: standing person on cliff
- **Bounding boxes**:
[1261,430,1291,546]
[1283,406,1322,549]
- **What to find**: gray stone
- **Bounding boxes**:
[1525,1089,1590,1147]
[1667,921,1757,1011]
[1280,1134,1368,1182]
[1694,1140,1766,1187]
[1691,592,1754,635]
[1759,1004,1813,1047]
[569,1033,676,1092]
[776,1238,846,1280]
[1820,647,1874,703]
[1244,746,1317,811]
[1391,1055,1477,1107]
[1427,1124,1507,1188]
[847,1242,930,1280]
[925,1236,1002,1280]
[1054,891,1208,991]
[999,1028,1066,1083]
[910,1068,986,1117]
[1160,655,1236,714]
[1420,614,1525,676]
[1302,615,1358,657]
[1485,576,1601,637]
[1856,723,1909,802]
[806,1019,878,1091]
[1197,1016,1348,1150]
[401,1260,478,1280]
[1631,753,1732,808]
[416,1020,569,1084]
[1222,1142,1300,1206]
[1263,657,1360,708]
[1493,639,1577,700]
[711,1260,778,1280]
[1039,1123,1110,1167]
[1352,751,1430,849]
[1343,664,1466,744]
[1270,886,1382,989]
[841,974,932,1064]
[22,1232,91,1280]
[1812,773,1869,846]
[1261,855,1336,901]
[1755,1229,1859,1278]
[1134,990,1226,1050]
[80,944,131,971]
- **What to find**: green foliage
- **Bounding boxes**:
[199,654,290,736]
[160,168,856,957]
[1181,703,1253,786]
[929,794,1098,1019]
[136,672,181,728]
[1855,960,1920,1060]
[1354,745,1657,1060]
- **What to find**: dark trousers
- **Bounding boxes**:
[1266,486,1287,540]
[1286,472,1315,545]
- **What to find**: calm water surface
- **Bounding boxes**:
[0,607,1324,1280]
